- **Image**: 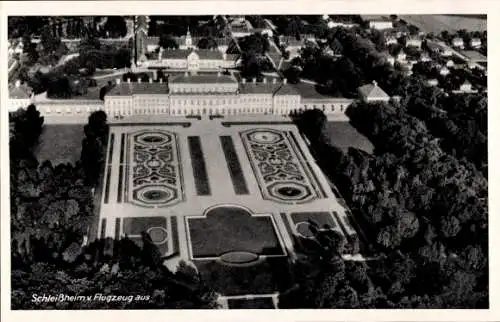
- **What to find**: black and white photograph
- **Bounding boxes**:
[1,1,497,320]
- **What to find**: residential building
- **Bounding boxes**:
[385,36,398,45]
[469,38,482,49]
[451,37,465,49]
[426,78,439,86]
[368,20,393,30]
[382,52,395,66]
[420,52,432,62]
[426,40,453,57]
[439,66,450,76]
[395,50,407,62]
[459,80,473,92]
[406,36,422,48]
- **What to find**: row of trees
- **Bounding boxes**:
[80,111,109,187]
[237,33,275,81]
[157,35,219,50]
[147,16,227,38]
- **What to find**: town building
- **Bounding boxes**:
[385,35,398,45]
[426,78,439,87]
[357,81,390,103]
[469,38,482,49]
[439,66,450,76]
[426,40,453,57]
[451,37,465,49]
[395,50,407,62]
[419,52,432,62]
[406,36,422,48]
[368,19,393,30]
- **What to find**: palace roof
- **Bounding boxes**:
[169,73,237,84]
[161,48,224,60]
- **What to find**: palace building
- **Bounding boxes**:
[8,73,394,121]
[138,47,238,71]
[102,73,307,117]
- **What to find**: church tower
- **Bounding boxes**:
[185,27,193,49]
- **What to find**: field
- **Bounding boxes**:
[325,121,374,154]
[34,124,84,165]
[400,15,487,33]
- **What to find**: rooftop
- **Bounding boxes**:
[238,81,279,94]
[237,78,298,96]
[9,81,32,99]
[292,82,346,99]
[170,73,236,84]
[358,81,390,99]
[107,82,169,96]
[161,48,224,60]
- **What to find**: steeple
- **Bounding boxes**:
[186,27,193,48]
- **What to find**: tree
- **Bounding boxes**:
[79,33,101,53]
[103,16,127,38]
[80,111,108,186]
[239,33,269,55]
[14,104,44,149]
[159,35,179,49]
[295,108,327,142]
[41,28,61,54]
[22,32,39,65]
[197,37,218,50]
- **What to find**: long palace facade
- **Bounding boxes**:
[8,72,390,121]
[102,73,350,118]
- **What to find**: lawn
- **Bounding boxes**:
[220,136,249,195]
[187,206,284,258]
[34,124,84,165]
[195,257,291,296]
[325,121,374,154]
[122,216,169,256]
[290,212,338,230]
[187,136,211,196]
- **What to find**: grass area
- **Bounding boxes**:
[123,217,167,235]
[325,121,374,154]
[220,136,249,195]
[227,297,275,309]
[34,124,84,165]
[290,212,337,229]
[187,207,284,258]
[123,217,169,255]
[195,257,291,296]
[187,136,211,196]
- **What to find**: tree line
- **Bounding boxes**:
[10,108,219,309]
[289,100,487,308]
